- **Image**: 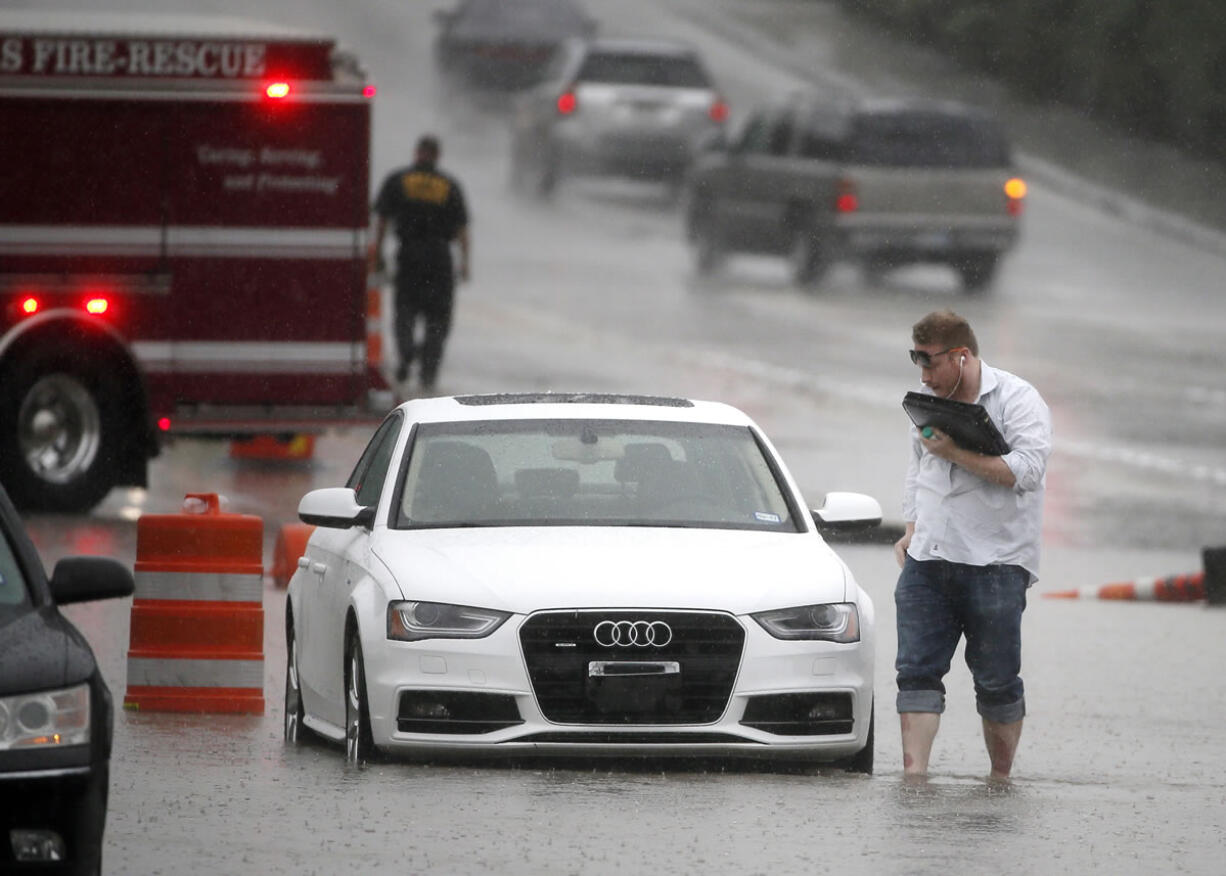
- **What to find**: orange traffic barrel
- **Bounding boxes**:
[228,433,315,462]
[124,493,265,714]
[270,522,315,589]
[366,280,384,371]
[1044,571,1205,602]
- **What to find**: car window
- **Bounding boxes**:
[848,111,1011,167]
[0,529,32,610]
[394,419,800,531]
[346,414,404,508]
[576,52,711,88]
[736,110,792,156]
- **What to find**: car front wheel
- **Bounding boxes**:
[345,633,378,767]
[843,699,874,774]
[284,616,307,745]
[789,224,830,288]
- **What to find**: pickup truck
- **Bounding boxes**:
[684,95,1025,292]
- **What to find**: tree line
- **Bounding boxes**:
[847,0,1226,159]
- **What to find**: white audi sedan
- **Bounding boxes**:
[285,393,880,771]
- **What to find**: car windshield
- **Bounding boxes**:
[0,528,32,615]
[848,112,1010,168]
[577,52,710,88]
[394,419,800,531]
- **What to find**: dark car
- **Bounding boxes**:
[0,483,133,875]
[433,0,598,91]
[685,94,1025,291]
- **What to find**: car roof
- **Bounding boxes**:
[395,392,757,427]
[577,36,699,58]
[796,92,997,122]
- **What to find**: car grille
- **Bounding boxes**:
[520,610,745,725]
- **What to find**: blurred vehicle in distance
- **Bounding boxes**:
[433,0,597,91]
[509,37,730,197]
[0,482,134,875]
[285,392,879,773]
[685,94,1025,292]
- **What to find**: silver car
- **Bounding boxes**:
[510,37,729,196]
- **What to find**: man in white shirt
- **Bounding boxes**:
[893,310,1052,780]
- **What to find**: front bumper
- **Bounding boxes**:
[362,610,874,762]
[0,757,108,872]
[837,219,1019,259]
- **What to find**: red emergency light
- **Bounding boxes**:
[84,297,109,315]
[265,81,292,99]
[157,417,172,432]
[556,90,577,115]
[363,85,376,98]
[20,296,40,315]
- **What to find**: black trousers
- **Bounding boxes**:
[393,261,454,386]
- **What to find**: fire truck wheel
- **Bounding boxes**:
[0,353,121,512]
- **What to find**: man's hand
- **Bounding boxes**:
[921,427,1016,487]
[919,426,957,461]
[893,522,915,569]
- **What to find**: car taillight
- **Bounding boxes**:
[1005,177,1027,216]
[556,90,577,115]
[835,178,858,213]
[709,97,730,123]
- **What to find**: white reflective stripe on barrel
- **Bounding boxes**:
[126,658,264,689]
[134,571,263,602]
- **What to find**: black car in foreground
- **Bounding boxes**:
[0,483,133,875]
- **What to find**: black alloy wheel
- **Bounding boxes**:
[345,633,378,767]
[284,615,307,745]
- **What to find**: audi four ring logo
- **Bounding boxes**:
[593,620,673,647]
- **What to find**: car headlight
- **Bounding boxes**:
[0,683,90,750]
[387,601,511,642]
[751,603,860,643]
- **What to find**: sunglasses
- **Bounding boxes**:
[908,347,960,367]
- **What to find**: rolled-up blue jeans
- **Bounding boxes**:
[895,556,1028,724]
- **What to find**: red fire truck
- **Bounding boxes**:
[0,12,389,512]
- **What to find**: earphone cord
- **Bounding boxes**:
[944,358,965,399]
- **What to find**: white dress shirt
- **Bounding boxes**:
[902,361,1052,583]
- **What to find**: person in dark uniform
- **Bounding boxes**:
[370,135,470,393]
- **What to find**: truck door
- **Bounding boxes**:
[713,108,799,252]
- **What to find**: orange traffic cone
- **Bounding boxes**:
[270,522,315,589]
[124,493,265,714]
[228,433,315,461]
[1044,571,1205,602]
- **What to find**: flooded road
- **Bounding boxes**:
[10,0,1226,872]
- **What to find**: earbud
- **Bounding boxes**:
[960,355,966,365]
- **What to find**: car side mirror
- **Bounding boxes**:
[49,557,135,605]
[811,491,882,533]
[299,488,376,529]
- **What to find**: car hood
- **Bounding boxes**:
[371,527,850,615]
[0,606,96,697]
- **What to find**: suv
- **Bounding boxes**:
[510,37,729,196]
[685,95,1025,291]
